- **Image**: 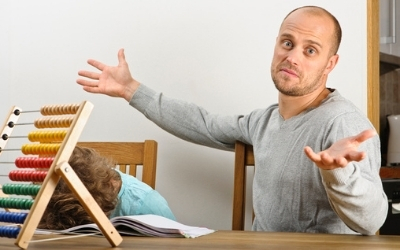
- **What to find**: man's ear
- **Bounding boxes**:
[325,54,339,74]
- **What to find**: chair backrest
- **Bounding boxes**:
[232,140,254,230]
[76,140,158,189]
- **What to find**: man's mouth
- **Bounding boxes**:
[280,68,298,77]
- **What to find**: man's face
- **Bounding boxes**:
[270,9,337,97]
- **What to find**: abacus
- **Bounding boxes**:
[0,102,122,249]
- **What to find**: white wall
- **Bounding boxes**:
[0,0,367,230]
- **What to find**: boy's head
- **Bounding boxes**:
[39,146,121,230]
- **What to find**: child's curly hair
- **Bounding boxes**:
[38,146,121,230]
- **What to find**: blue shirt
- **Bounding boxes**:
[109,170,176,221]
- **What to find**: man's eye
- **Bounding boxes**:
[307,48,316,54]
[283,41,292,47]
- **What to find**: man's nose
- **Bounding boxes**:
[286,48,301,65]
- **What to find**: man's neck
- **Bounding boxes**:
[278,88,331,120]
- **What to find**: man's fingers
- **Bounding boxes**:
[118,48,126,63]
[304,146,320,161]
[353,129,376,144]
[87,59,105,71]
[347,151,366,162]
[82,85,101,94]
[77,70,101,80]
[334,157,348,167]
[320,152,334,165]
[76,78,98,87]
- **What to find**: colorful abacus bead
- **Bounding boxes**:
[9,170,47,182]
[0,198,34,210]
[27,130,67,142]
[34,116,74,128]
[0,226,20,239]
[40,103,80,116]
[21,143,60,155]
[15,157,54,168]
[0,211,28,224]
[2,184,41,196]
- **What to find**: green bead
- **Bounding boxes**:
[16,185,22,195]
[2,185,9,194]
[4,198,11,208]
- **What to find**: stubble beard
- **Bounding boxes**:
[271,64,325,97]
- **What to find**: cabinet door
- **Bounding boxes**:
[380,0,400,56]
[392,0,400,56]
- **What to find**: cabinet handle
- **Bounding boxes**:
[381,0,396,44]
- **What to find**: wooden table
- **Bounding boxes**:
[1,230,400,250]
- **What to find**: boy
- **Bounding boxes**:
[39,146,175,230]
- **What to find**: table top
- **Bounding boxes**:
[1,230,400,250]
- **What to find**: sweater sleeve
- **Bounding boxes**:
[129,84,252,150]
[319,113,388,235]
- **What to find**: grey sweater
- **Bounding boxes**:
[129,84,388,235]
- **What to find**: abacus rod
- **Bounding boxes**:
[1,223,21,227]
[10,122,34,126]
[32,231,103,238]
[2,135,27,139]
[28,233,101,243]
[19,110,40,113]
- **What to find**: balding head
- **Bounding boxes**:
[282,6,342,55]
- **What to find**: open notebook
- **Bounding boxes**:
[36,214,215,238]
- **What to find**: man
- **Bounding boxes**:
[76,6,388,235]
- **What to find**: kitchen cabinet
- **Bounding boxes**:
[380,0,400,57]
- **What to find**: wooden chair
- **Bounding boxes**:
[77,140,158,189]
[380,167,400,179]
[232,141,254,230]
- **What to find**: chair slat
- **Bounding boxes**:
[232,141,254,230]
[77,141,157,189]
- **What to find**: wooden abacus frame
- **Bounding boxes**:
[0,101,122,249]
[0,106,21,213]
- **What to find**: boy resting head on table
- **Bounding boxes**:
[39,146,175,230]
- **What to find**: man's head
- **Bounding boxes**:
[271,6,341,97]
[39,146,121,230]
[283,6,342,56]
